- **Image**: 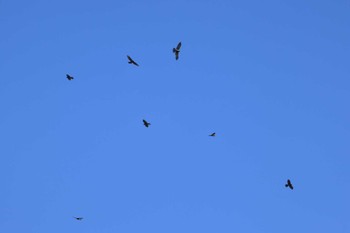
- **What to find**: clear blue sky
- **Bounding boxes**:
[1,0,349,232]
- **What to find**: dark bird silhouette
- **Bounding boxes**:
[143,119,151,128]
[285,179,294,190]
[127,55,139,66]
[66,74,74,80]
[209,133,216,137]
[173,42,182,60]
[74,217,83,221]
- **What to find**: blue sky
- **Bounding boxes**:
[1,0,349,232]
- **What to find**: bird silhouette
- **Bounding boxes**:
[66,74,74,80]
[209,132,216,137]
[74,217,83,221]
[285,179,294,190]
[127,55,139,66]
[143,119,151,127]
[173,42,182,60]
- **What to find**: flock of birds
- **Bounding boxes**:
[65,41,294,222]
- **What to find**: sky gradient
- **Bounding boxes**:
[1,0,349,232]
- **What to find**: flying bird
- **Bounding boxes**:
[143,119,151,128]
[209,133,216,137]
[173,42,182,60]
[127,55,139,66]
[285,179,294,190]
[66,74,74,80]
[74,217,83,221]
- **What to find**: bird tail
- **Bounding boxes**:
[173,48,176,53]
[285,184,288,187]
[128,61,132,64]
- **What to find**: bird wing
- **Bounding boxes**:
[286,180,294,189]
[175,52,179,60]
[176,42,182,50]
[128,56,139,66]
[127,55,134,62]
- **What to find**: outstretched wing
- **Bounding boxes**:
[127,55,134,62]
[176,42,182,50]
[289,183,294,189]
[127,55,139,66]
[175,52,179,60]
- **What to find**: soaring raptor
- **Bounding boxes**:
[143,119,151,128]
[66,74,74,80]
[173,42,182,60]
[285,179,294,190]
[127,55,139,66]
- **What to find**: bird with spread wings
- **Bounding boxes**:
[173,42,182,60]
[66,74,74,80]
[127,55,139,66]
[143,119,151,127]
[285,179,294,190]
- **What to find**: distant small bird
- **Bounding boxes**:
[74,217,83,221]
[127,55,139,66]
[66,74,74,80]
[143,119,151,128]
[209,133,216,137]
[285,179,294,190]
[173,42,182,60]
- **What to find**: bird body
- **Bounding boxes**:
[209,132,216,137]
[74,217,83,221]
[66,74,74,80]
[127,55,139,66]
[285,179,294,190]
[173,42,182,60]
[143,119,151,127]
